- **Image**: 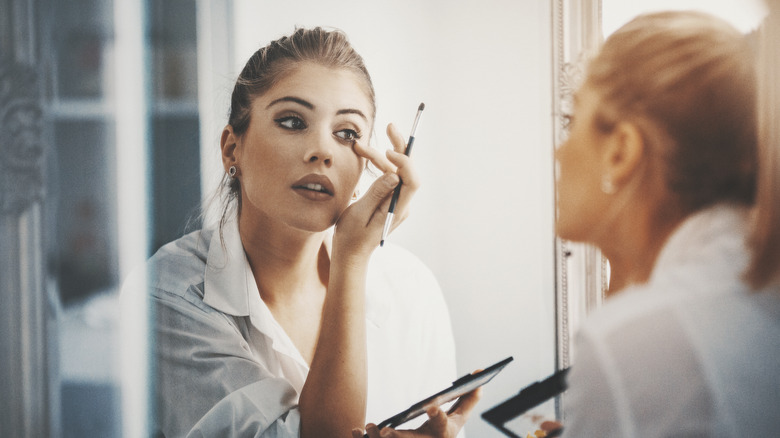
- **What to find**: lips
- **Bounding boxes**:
[292,174,336,199]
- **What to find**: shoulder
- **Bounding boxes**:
[146,229,212,294]
[134,229,246,331]
[571,282,780,436]
[567,287,702,437]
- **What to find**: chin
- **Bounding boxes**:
[555,219,583,243]
[286,212,340,234]
[290,220,334,234]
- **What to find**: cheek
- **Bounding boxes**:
[239,138,290,195]
[555,142,599,239]
[341,150,365,186]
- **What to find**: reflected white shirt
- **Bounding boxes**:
[143,219,457,437]
[563,205,780,437]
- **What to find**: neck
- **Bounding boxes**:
[238,212,330,305]
[598,198,684,297]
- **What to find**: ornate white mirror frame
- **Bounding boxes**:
[551,0,608,377]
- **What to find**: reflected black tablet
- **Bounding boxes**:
[366,356,513,435]
[481,367,570,438]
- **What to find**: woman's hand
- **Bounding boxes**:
[352,388,482,438]
[332,123,421,260]
[356,123,421,235]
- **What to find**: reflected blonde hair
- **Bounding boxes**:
[586,11,758,216]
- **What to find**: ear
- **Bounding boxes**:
[220,125,240,173]
[602,121,645,187]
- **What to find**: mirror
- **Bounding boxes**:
[4,0,574,436]
[210,3,557,437]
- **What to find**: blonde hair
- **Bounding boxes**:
[746,4,780,289]
[586,11,758,216]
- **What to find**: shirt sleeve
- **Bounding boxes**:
[153,286,301,438]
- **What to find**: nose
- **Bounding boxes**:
[304,129,334,166]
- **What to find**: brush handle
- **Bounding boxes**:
[387,135,415,214]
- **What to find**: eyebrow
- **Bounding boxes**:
[267,96,313,110]
[267,96,368,121]
[336,108,368,121]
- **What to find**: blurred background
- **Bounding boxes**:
[0,0,766,437]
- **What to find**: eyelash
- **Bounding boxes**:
[275,115,362,142]
[335,129,362,142]
[275,115,307,130]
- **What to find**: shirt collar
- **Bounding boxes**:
[202,218,388,332]
[649,204,750,287]
[203,218,253,316]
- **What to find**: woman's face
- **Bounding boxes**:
[555,83,610,242]
[234,62,374,232]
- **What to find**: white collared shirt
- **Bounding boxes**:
[563,205,780,437]
[143,220,457,437]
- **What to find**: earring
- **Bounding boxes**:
[228,165,237,178]
[352,189,360,201]
[601,175,616,194]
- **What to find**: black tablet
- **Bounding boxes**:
[366,356,513,435]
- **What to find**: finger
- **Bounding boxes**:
[386,123,408,154]
[386,149,420,192]
[442,369,482,417]
[540,420,564,432]
[382,149,420,232]
[353,140,395,174]
[348,172,399,228]
[364,423,384,438]
[424,406,449,434]
[352,428,365,438]
[448,387,483,421]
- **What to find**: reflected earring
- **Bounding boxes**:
[352,189,360,201]
[228,165,237,178]
[601,175,616,194]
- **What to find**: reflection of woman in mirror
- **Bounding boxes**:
[553,9,780,437]
[143,27,476,437]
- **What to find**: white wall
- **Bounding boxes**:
[213,2,557,436]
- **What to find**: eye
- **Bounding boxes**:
[335,129,361,142]
[275,116,307,130]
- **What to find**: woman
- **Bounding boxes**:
[364,8,780,438]
[144,27,477,437]
[554,9,780,437]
